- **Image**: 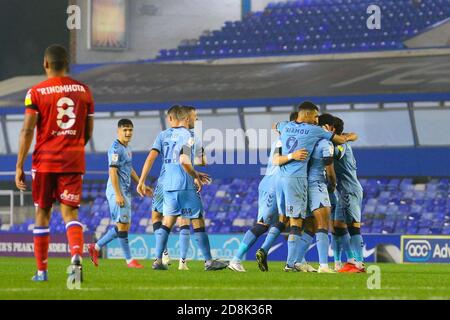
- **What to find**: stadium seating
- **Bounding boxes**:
[156,0,450,60]
[1,177,449,236]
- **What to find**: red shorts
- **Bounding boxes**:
[31,171,82,209]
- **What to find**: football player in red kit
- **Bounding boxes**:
[15,44,94,287]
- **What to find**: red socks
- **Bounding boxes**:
[33,227,50,271]
[65,221,84,257]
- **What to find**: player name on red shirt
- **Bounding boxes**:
[36,84,86,95]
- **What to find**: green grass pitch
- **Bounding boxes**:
[0,257,449,300]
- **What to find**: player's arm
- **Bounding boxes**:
[331,132,358,145]
[180,147,211,192]
[84,116,94,145]
[272,121,287,134]
[137,149,159,197]
[132,167,153,197]
[194,147,207,166]
[325,161,337,193]
[131,168,140,184]
[271,122,279,132]
[85,88,95,145]
[272,142,308,166]
[15,113,38,191]
[109,166,125,207]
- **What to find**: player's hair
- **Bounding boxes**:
[289,111,298,121]
[318,113,335,126]
[182,105,196,113]
[44,44,69,71]
[172,106,189,121]
[333,116,344,135]
[297,101,319,112]
[167,104,181,116]
[118,119,134,128]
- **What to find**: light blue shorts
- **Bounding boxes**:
[306,181,331,217]
[257,189,278,225]
[107,192,131,224]
[275,176,308,218]
[332,190,363,224]
[163,190,204,219]
[151,183,164,213]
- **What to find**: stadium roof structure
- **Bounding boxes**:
[0,55,449,113]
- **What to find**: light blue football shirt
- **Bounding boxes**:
[276,121,334,177]
[152,127,196,191]
[106,139,133,196]
[334,143,363,194]
[308,139,334,183]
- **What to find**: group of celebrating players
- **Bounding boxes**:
[228,104,365,274]
[15,44,365,289]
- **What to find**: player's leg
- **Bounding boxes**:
[89,190,119,266]
[184,190,227,271]
[285,217,303,271]
[32,207,52,281]
[294,216,314,269]
[230,190,275,272]
[31,172,55,281]
[330,223,343,271]
[256,178,287,271]
[348,221,364,272]
[116,220,144,268]
[329,190,343,270]
[153,214,177,270]
[191,217,228,271]
[295,216,317,272]
[313,206,334,273]
[178,217,190,270]
[58,174,84,286]
[230,222,268,272]
[347,191,365,272]
[256,217,287,270]
[333,194,357,272]
[152,184,170,264]
[61,203,84,285]
[284,177,308,272]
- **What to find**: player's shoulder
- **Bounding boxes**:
[110,139,125,152]
[29,77,53,90]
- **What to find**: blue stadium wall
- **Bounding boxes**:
[2,147,450,180]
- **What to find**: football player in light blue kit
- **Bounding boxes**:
[273,102,357,271]
[254,112,316,273]
[317,114,356,271]
[149,106,192,269]
[228,112,308,272]
[138,106,228,271]
[88,119,152,269]
[301,134,337,273]
[331,116,365,273]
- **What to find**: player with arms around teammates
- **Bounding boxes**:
[319,115,366,273]
[137,105,228,271]
[228,112,308,272]
[296,115,340,273]
[272,101,357,271]
[15,45,94,286]
[88,119,153,268]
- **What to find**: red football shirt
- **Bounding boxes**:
[24,76,94,173]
